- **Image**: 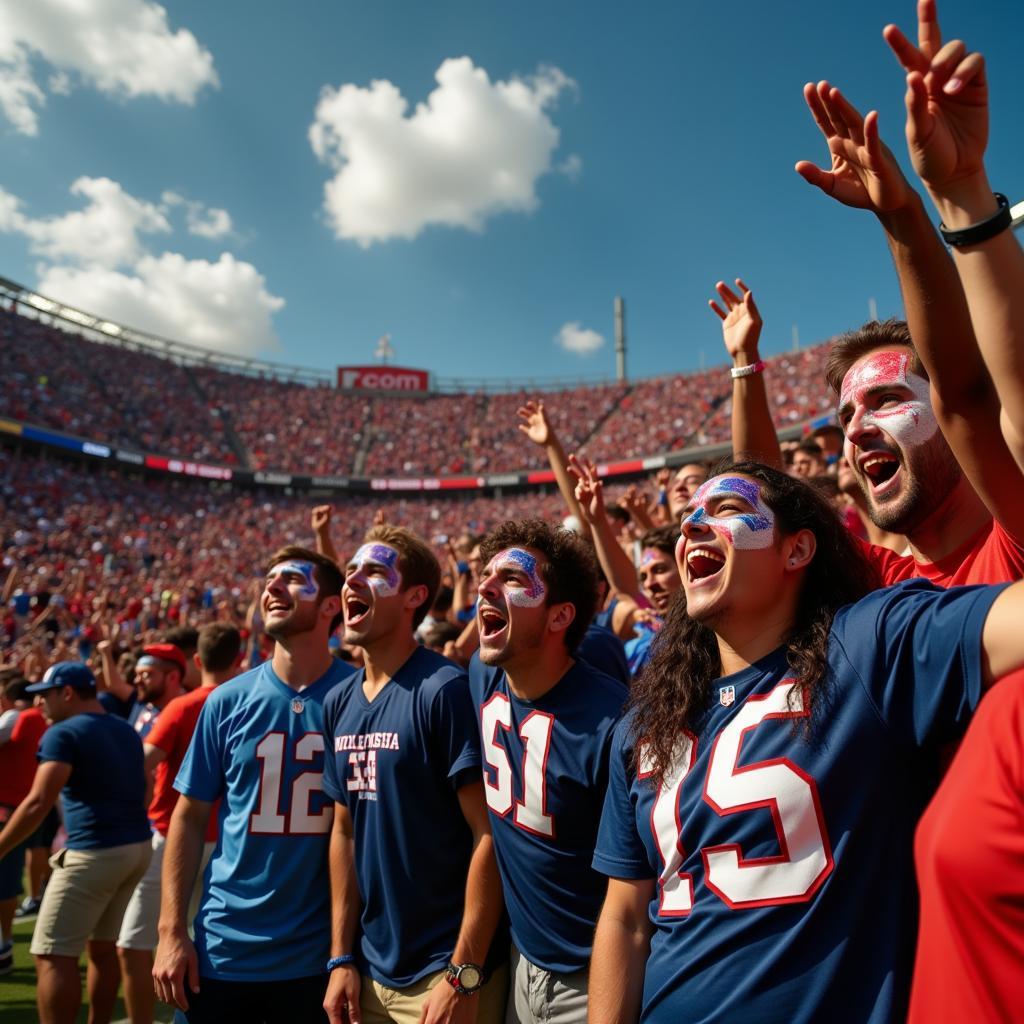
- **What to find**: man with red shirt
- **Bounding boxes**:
[0,673,47,973]
[116,624,241,1024]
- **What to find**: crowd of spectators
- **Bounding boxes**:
[0,305,841,481]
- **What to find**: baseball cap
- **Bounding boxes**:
[138,643,188,675]
[26,662,97,694]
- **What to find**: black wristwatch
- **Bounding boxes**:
[444,961,484,995]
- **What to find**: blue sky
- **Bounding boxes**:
[0,0,1020,384]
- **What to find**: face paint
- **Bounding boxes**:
[490,548,547,608]
[640,549,661,568]
[839,351,938,448]
[349,544,401,597]
[683,476,775,550]
[267,560,319,600]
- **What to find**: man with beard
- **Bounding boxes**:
[321,525,505,1024]
[129,644,187,739]
[153,547,346,1023]
[470,520,625,1023]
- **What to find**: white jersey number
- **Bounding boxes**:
[481,695,555,837]
[644,681,832,915]
[250,732,332,835]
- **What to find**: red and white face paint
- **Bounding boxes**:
[839,351,937,450]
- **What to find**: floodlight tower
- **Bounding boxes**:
[614,295,626,382]
[374,333,394,365]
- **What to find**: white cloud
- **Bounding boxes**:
[38,254,283,355]
[556,322,604,355]
[162,190,233,240]
[0,178,282,355]
[0,0,218,135]
[309,57,577,246]
[0,176,170,268]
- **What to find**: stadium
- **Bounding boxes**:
[3,2,1024,1023]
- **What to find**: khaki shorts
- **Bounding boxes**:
[118,833,215,950]
[30,840,152,957]
[360,963,508,1024]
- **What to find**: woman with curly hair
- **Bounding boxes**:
[589,462,1024,1024]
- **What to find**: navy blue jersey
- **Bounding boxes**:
[175,659,346,982]
[37,712,150,850]
[470,655,626,972]
[593,580,1007,1024]
[577,623,630,687]
[322,646,482,988]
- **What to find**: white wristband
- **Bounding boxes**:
[730,360,765,379]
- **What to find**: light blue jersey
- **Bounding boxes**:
[175,658,352,981]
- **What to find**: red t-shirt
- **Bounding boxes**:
[862,518,1024,587]
[0,707,47,806]
[144,686,219,841]
[866,518,1024,1020]
[910,676,1024,1022]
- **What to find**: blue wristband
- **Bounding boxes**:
[326,954,356,972]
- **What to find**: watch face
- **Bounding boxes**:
[459,965,482,990]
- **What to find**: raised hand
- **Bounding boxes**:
[709,279,762,361]
[883,0,987,193]
[796,82,915,214]
[516,400,552,447]
[311,504,333,533]
[567,454,606,525]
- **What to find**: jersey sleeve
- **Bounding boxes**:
[36,722,76,766]
[430,671,481,789]
[831,578,1010,748]
[174,694,225,803]
[592,718,653,880]
[320,689,344,804]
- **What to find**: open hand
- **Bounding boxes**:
[796,81,915,214]
[516,400,552,447]
[567,454,606,525]
[708,279,762,361]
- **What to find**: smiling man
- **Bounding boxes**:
[153,546,348,1024]
[623,526,682,677]
[471,520,625,1024]
[321,525,506,1024]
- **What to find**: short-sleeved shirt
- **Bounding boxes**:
[98,690,136,719]
[321,646,482,988]
[0,707,47,806]
[129,701,159,740]
[175,659,346,982]
[593,580,1005,1024]
[910,675,1024,1022]
[469,656,626,972]
[624,621,659,677]
[37,713,150,850]
[577,623,630,687]
[145,686,219,841]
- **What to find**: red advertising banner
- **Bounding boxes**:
[337,365,430,392]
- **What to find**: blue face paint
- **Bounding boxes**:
[350,543,401,597]
[491,548,546,608]
[683,476,775,550]
[267,560,320,600]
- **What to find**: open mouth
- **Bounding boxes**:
[344,596,371,628]
[478,606,508,640]
[686,546,725,583]
[266,600,292,616]
[859,452,901,496]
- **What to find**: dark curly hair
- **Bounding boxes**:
[479,519,599,652]
[630,461,879,784]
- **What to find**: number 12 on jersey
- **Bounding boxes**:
[481,695,555,838]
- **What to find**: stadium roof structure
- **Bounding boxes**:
[0,274,622,395]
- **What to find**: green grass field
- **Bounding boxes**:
[1,914,174,1023]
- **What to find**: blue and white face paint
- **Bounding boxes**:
[349,543,402,597]
[267,560,320,600]
[490,548,547,608]
[682,476,775,550]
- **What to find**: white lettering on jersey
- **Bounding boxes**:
[334,731,401,752]
[250,731,332,835]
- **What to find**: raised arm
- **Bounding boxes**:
[796,77,1024,536]
[96,631,134,703]
[709,279,782,469]
[518,399,592,538]
[885,0,1024,474]
[569,455,645,604]
[312,505,341,565]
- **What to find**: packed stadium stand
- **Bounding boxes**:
[1,301,835,480]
